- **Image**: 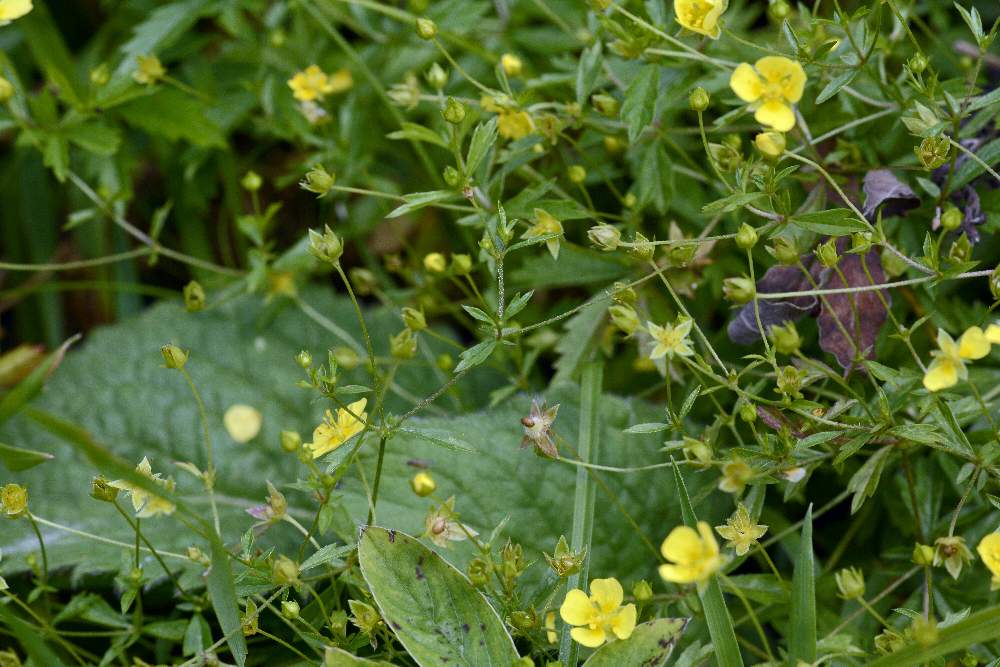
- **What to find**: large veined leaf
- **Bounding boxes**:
[581,618,687,667]
[358,527,518,666]
[0,290,720,587]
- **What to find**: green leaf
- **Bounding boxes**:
[206,538,247,667]
[387,122,449,149]
[868,605,1000,666]
[17,3,85,108]
[0,441,54,471]
[575,41,603,106]
[815,69,859,104]
[386,190,457,218]
[702,192,766,215]
[581,618,687,667]
[623,422,669,434]
[358,526,518,666]
[789,209,870,236]
[117,88,227,147]
[788,504,816,664]
[621,65,658,143]
[509,245,629,289]
[454,339,497,373]
[0,335,77,426]
[300,543,353,572]
[117,0,208,75]
[552,296,606,384]
[324,646,397,666]
[952,137,1000,190]
[62,121,123,156]
[847,444,893,514]
[466,117,498,174]
[0,604,68,667]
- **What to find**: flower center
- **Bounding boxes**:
[680,0,713,28]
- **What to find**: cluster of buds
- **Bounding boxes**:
[915,136,950,170]
[543,535,586,577]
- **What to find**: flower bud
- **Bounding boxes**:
[770,321,802,355]
[348,599,382,634]
[424,252,447,273]
[684,437,713,465]
[915,136,950,170]
[568,165,586,184]
[948,233,971,263]
[415,17,438,39]
[913,543,935,566]
[241,599,259,636]
[308,226,344,265]
[241,170,262,192]
[437,353,454,372]
[738,401,757,423]
[402,307,427,332]
[133,54,166,85]
[280,430,302,453]
[299,165,336,196]
[591,93,619,118]
[603,135,625,153]
[0,77,13,103]
[609,304,640,336]
[587,223,621,251]
[390,328,417,360]
[629,232,654,261]
[271,555,300,586]
[348,267,377,295]
[768,0,791,20]
[328,610,349,638]
[623,192,637,209]
[990,265,1000,301]
[411,471,436,496]
[912,616,938,647]
[426,62,447,90]
[723,276,755,304]
[835,567,865,599]
[501,53,523,77]
[611,282,637,305]
[161,344,189,369]
[281,600,301,619]
[295,350,312,368]
[940,205,962,231]
[633,580,653,602]
[543,535,585,577]
[776,365,805,400]
[333,346,360,370]
[186,545,210,566]
[90,64,110,86]
[669,243,697,267]
[183,280,206,312]
[850,231,872,253]
[688,86,710,112]
[449,253,471,275]
[909,53,929,74]
[442,97,466,124]
[1,483,28,517]
[90,475,120,503]
[443,165,461,187]
[754,131,786,158]
[509,610,535,632]
[769,237,799,265]
[814,238,840,268]
[735,223,758,250]
[468,557,492,587]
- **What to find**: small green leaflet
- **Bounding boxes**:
[789,208,870,236]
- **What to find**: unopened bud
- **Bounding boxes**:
[281,600,300,619]
[271,555,300,586]
[437,353,454,371]
[295,350,312,368]
[443,165,461,187]
[815,238,839,268]
[183,280,206,312]
[770,321,802,355]
[280,430,302,453]
[609,304,640,336]
[161,344,189,369]
[411,471,436,496]
[333,346,360,370]
[738,401,757,423]
[451,253,472,275]
[90,476,119,503]
[348,267,377,295]
[587,223,621,251]
[754,131,786,158]
[568,165,586,184]
[835,567,866,599]
[940,206,963,231]
[688,87,710,112]
[735,223,758,250]
[390,328,417,360]
[402,307,427,332]
[633,580,653,602]
[629,231,653,261]
[443,97,466,124]
[915,136,950,170]
[501,53,523,77]
[308,226,344,264]
[723,276,755,304]
[769,237,799,265]
[591,93,619,117]
[241,170,262,192]
[426,62,447,90]
[913,543,935,566]
[0,77,13,103]
[415,17,437,40]
[424,252,447,273]
[300,165,336,196]
[909,53,929,74]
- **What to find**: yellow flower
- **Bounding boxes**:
[933,535,972,580]
[423,252,447,273]
[659,521,723,584]
[288,65,349,102]
[647,318,694,360]
[985,322,1000,344]
[977,533,1000,590]
[498,109,534,140]
[109,457,176,518]
[133,54,166,86]
[224,404,263,443]
[306,398,368,459]
[410,471,436,497]
[1,483,28,517]
[545,611,558,644]
[718,459,752,495]
[559,578,637,648]
[715,503,767,556]
[730,56,807,132]
[922,327,990,392]
[523,209,564,260]
[754,131,786,158]
[0,0,32,24]
[500,53,523,77]
[673,0,728,39]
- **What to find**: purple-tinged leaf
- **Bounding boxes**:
[862,169,918,218]
[727,264,819,345]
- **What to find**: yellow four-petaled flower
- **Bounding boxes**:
[647,318,694,360]
[674,0,728,39]
[559,577,637,647]
[730,56,806,132]
[922,326,992,392]
[288,65,353,102]
[659,521,723,584]
[306,398,368,458]
[109,457,176,518]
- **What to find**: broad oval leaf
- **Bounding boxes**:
[581,618,687,667]
[358,526,518,666]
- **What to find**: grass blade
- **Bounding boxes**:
[207,538,248,667]
[868,605,1000,666]
[789,504,816,664]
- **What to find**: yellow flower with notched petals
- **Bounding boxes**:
[0,0,32,24]
[288,65,351,102]
[730,56,806,132]
[306,398,368,458]
[674,0,727,39]
[922,327,990,392]
[659,521,722,584]
[523,209,564,260]
[715,503,767,556]
[977,533,1000,591]
[498,109,534,140]
[647,318,694,360]
[559,578,637,648]
[109,457,176,518]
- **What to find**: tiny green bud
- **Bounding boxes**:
[723,276,755,304]
[835,567,866,599]
[940,205,963,231]
[390,328,417,360]
[90,475,120,503]
[468,557,492,587]
[568,165,586,184]
[510,610,535,632]
[629,231,654,261]
[308,226,344,265]
[500,53,523,77]
[415,17,438,39]
[436,353,454,371]
[410,471,436,496]
[160,344,189,370]
[0,77,13,103]
[590,93,619,117]
[776,365,805,400]
[299,165,336,196]
[768,0,791,20]
[280,430,302,453]
[908,53,929,74]
[915,136,950,170]
[735,223,758,250]
[769,237,799,265]
[948,233,971,263]
[328,610,349,638]
[669,243,697,267]
[442,96,466,124]
[271,555,300,586]
[333,346,361,370]
[632,580,653,602]
[623,192,637,209]
[281,600,301,619]
[989,265,1000,301]
[89,64,110,87]
[738,400,757,423]
[443,165,461,187]
[770,321,802,355]
[241,170,262,192]
[348,599,382,634]
[912,616,938,647]
[815,238,840,268]
[609,304,641,336]
[688,86,710,112]
[587,223,621,251]
[850,231,873,253]
[295,350,312,368]
[913,543,935,566]
[451,253,472,275]
[402,306,427,332]
[611,282,637,305]
[348,267,377,295]
[426,62,447,90]
[183,280,206,312]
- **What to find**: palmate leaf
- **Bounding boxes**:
[0,290,720,590]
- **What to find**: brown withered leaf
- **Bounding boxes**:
[727,264,820,345]
[815,240,890,371]
[862,169,918,218]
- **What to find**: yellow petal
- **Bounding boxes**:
[661,525,703,563]
[589,578,624,612]
[755,56,806,102]
[923,357,959,392]
[697,521,720,557]
[570,626,606,648]
[0,0,32,21]
[224,404,263,443]
[978,533,1000,577]
[729,63,762,102]
[754,100,796,132]
[658,562,699,584]
[985,323,1000,344]
[935,329,959,358]
[958,326,991,360]
[610,604,637,639]
[559,589,594,626]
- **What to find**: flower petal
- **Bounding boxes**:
[985,323,1000,344]
[755,56,806,102]
[958,326,991,360]
[610,604,637,639]
[659,562,699,584]
[730,63,763,102]
[590,578,624,612]
[560,589,594,626]
[754,100,796,132]
[660,525,702,563]
[697,521,720,557]
[570,626,606,648]
[923,357,959,392]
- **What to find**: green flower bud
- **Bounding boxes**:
[295,350,312,368]
[281,600,301,619]
[509,610,535,632]
[308,226,344,265]
[328,610,349,638]
[770,321,802,355]
[415,17,438,40]
[632,580,653,602]
[468,557,492,587]
[348,599,382,634]
[948,233,972,263]
[776,365,805,400]
[89,64,110,87]
[669,243,697,267]
[912,616,938,647]
[402,307,427,332]
[940,205,963,231]
[738,401,757,423]
[1,484,28,517]
[426,62,447,90]
[90,476,119,503]
[442,96,466,124]
[815,238,840,268]
[609,304,641,336]
[850,231,872,253]
[451,253,472,275]
[299,165,336,196]
[348,267,377,295]
[611,282,637,305]
[241,170,262,192]
[410,471,436,496]
[915,136,950,170]
[390,328,418,360]
[271,555,300,586]
[568,165,586,184]
[835,567,865,599]
[241,599,259,636]
[913,542,935,566]
[769,237,799,265]
[989,265,1000,301]
[688,86,710,112]
[735,223,758,250]
[0,77,13,103]
[909,53,929,74]
[590,93,619,117]
[587,223,621,251]
[436,353,454,372]
[333,346,361,370]
[160,344,189,370]
[183,280,206,312]
[723,276,756,304]
[543,535,586,577]
[443,165,461,187]
[280,430,302,453]
[768,0,791,20]
[629,232,654,261]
